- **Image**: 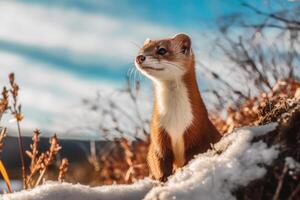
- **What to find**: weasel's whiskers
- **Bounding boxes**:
[128,67,136,88]
[134,68,139,89]
[127,66,133,78]
[158,61,183,72]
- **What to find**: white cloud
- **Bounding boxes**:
[0,52,119,137]
[0,1,177,67]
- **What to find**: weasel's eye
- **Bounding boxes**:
[157,47,167,55]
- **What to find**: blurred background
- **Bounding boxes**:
[0,0,299,192]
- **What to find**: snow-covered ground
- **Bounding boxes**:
[2,180,156,200]
[2,123,279,200]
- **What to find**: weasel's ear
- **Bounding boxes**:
[144,38,151,46]
[173,33,191,55]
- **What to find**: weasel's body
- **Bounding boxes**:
[135,34,221,181]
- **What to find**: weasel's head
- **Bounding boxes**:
[135,33,194,81]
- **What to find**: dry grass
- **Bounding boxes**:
[0,127,7,157]
[0,127,11,192]
[58,158,69,183]
[211,78,300,134]
[9,73,27,188]
[0,85,11,192]
[0,74,69,192]
[86,138,149,185]
[25,131,66,188]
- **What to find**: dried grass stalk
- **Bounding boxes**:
[58,158,69,182]
[0,127,7,156]
[8,73,27,189]
[0,87,9,121]
[35,134,61,187]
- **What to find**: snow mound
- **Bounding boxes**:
[285,157,300,170]
[2,123,279,200]
[144,123,279,200]
[2,179,156,200]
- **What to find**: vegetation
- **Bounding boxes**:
[0,73,68,192]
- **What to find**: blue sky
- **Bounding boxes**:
[0,0,297,139]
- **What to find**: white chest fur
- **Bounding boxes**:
[155,79,193,167]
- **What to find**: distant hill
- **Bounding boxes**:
[1,136,107,179]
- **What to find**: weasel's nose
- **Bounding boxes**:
[136,55,146,64]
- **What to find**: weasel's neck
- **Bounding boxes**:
[154,79,189,115]
[153,68,207,121]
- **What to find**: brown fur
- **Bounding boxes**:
[137,34,222,181]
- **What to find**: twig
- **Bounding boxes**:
[241,2,300,27]
[0,87,9,122]
[25,130,42,188]
[58,158,68,182]
[272,164,288,200]
[35,135,61,187]
[8,73,27,189]
[0,127,7,158]
[88,140,100,171]
[29,130,40,173]
[287,181,300,200]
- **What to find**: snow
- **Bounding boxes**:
[144,123,278,200]
[2,123,279,200]
[2,179,156,200]
[285,157,300,178]
[285,157,300,170]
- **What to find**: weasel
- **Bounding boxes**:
[135,33,222,181]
